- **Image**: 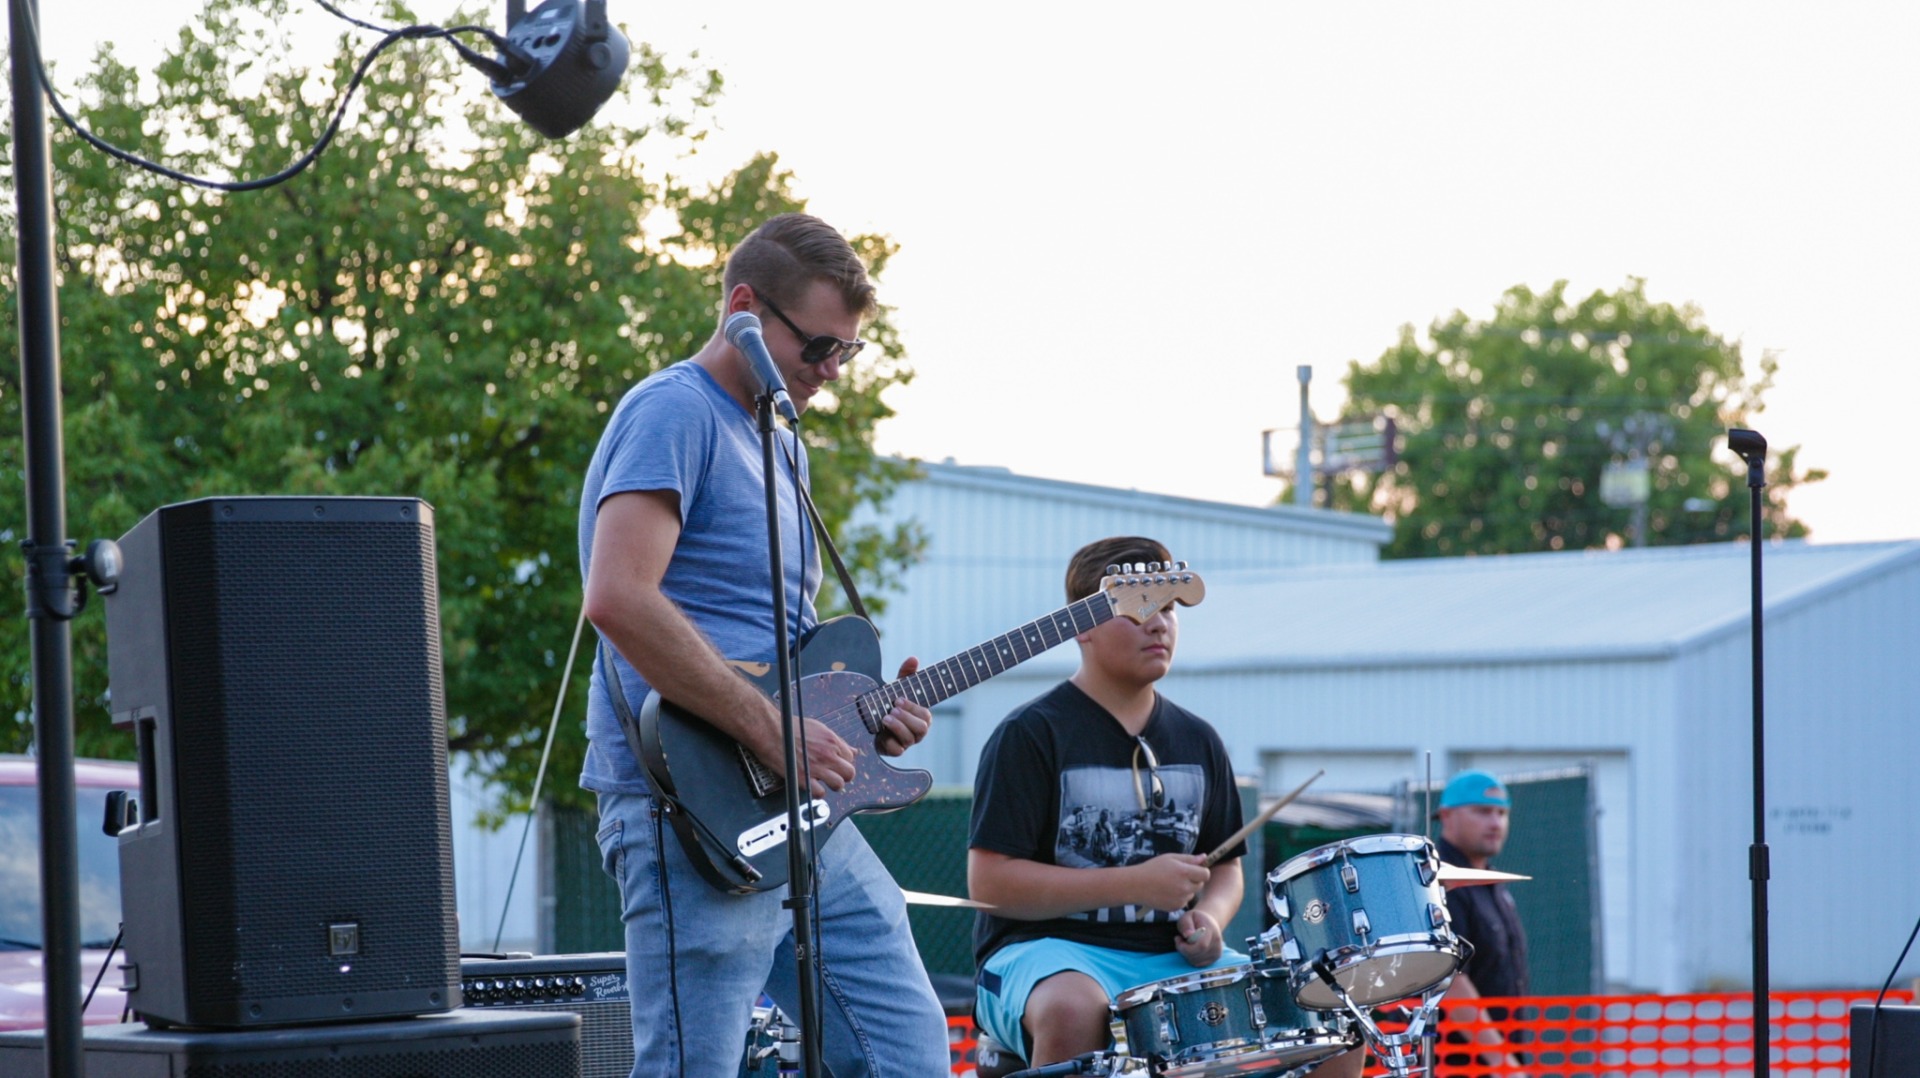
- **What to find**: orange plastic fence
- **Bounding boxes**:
[1366,989,1913,1077]
[946,990,1915,1077]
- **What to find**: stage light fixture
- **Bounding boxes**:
[490,0,630,139]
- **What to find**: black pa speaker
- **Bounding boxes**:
[1853,1003,1920,1078]
[0,1008,581,1077]
[461,953,634,1078]
[104,496,460,1028]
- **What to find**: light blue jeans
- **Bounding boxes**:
[596,790,950,1077]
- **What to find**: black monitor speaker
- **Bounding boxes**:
[104,496,459,1028]
[0,1008,581,1077]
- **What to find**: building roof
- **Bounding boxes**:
[1162,539,1920,671]
[904,460,1394,545]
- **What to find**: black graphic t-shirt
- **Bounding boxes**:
[969,681,1245,965]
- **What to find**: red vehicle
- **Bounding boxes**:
[0,754,134,1031]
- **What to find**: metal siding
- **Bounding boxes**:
[1744,556,1920,989]
[1161,659,1666,990]
[448,761,538,954]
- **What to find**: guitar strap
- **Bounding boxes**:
[598,642,761,891]
[788,443,871,625]
[599,641,661,802]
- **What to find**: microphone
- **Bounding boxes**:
[724,312,799,423]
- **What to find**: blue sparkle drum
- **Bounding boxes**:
[1111,963,1352,1076]
[1262,834,1465,1010]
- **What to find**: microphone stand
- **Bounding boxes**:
[756,392,825,1078]
[1729,427,1771,1077]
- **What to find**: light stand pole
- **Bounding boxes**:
[10,2,86,1076]
[1728,427,1771,1077]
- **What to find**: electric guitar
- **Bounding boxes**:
[633,563,1207,893]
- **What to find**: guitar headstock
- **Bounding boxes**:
[1099,561,1206,624]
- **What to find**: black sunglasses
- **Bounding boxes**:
[759,296,866,366]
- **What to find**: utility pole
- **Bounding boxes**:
[1294,365,1314,508]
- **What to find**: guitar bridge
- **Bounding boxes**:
[738,743,782,799]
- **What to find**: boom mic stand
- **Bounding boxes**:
[756,392,826,1078]
[1728,427,1772,1077]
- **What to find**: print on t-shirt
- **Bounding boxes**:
[1054,763,1204,924]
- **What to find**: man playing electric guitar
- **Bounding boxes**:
[578,213,949,1078]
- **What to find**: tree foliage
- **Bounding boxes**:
[1321,280,1822,558]
[0,0,924,811]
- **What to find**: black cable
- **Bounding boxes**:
[18,1,513,192]
[81,925,124,1012]
[309,0,532,79]
[1863,909,1920,1078]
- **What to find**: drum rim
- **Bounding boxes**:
[1157,1034,1306,1074]
[1269,833,1435,883]
[1262,1027,1357,1051]
[1287,934,1466,1005]
[1111,962,1257,1008]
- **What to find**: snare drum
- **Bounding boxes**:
[1263,834,1465,1010]
[1250,964,1356,1069]
[1112,963,1348,1076]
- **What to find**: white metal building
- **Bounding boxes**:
[858,463,1920,994]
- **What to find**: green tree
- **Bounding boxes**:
[0,0,924,811]
[1320,279,1822,558]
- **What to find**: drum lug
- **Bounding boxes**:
[1246,979,1267,1030]
[1272,893,1290,921]
[1416,845,1438,887]
[1429,902,1449,929]
[1340,862,1359,894]
[1154,997,1178,1048]
[1352,908,1371,939]
[1281,936,1302,963]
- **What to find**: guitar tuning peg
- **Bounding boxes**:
[1175,560,1188,571]
[1146,561,1161,572]
[1105,564,1121,576]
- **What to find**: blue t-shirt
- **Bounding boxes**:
[577,361,819,793]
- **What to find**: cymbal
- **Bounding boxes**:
[901,889,994,910]
[1436,863,1530,889]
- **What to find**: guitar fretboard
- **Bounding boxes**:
[852,591,1116,731]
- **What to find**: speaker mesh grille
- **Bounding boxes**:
[179,1041,580,1078]
[164,512,457,1008]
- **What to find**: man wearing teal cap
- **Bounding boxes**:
[1435,770,1530,999]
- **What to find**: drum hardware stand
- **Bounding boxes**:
[775,1011,803,1076]
[1310,957,1445,1077]
[1003,1050,1122,1077]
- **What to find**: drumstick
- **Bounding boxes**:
[1202,769,1324,868]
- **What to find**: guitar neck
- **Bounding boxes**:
[853,592,1115,728]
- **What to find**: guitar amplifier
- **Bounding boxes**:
[462,953,634,1078]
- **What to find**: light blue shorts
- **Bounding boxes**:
[974,938,1248,1062]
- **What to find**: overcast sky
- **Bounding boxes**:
[37,1,1920,543]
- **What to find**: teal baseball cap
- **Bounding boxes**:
[1440,770,1510,810]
